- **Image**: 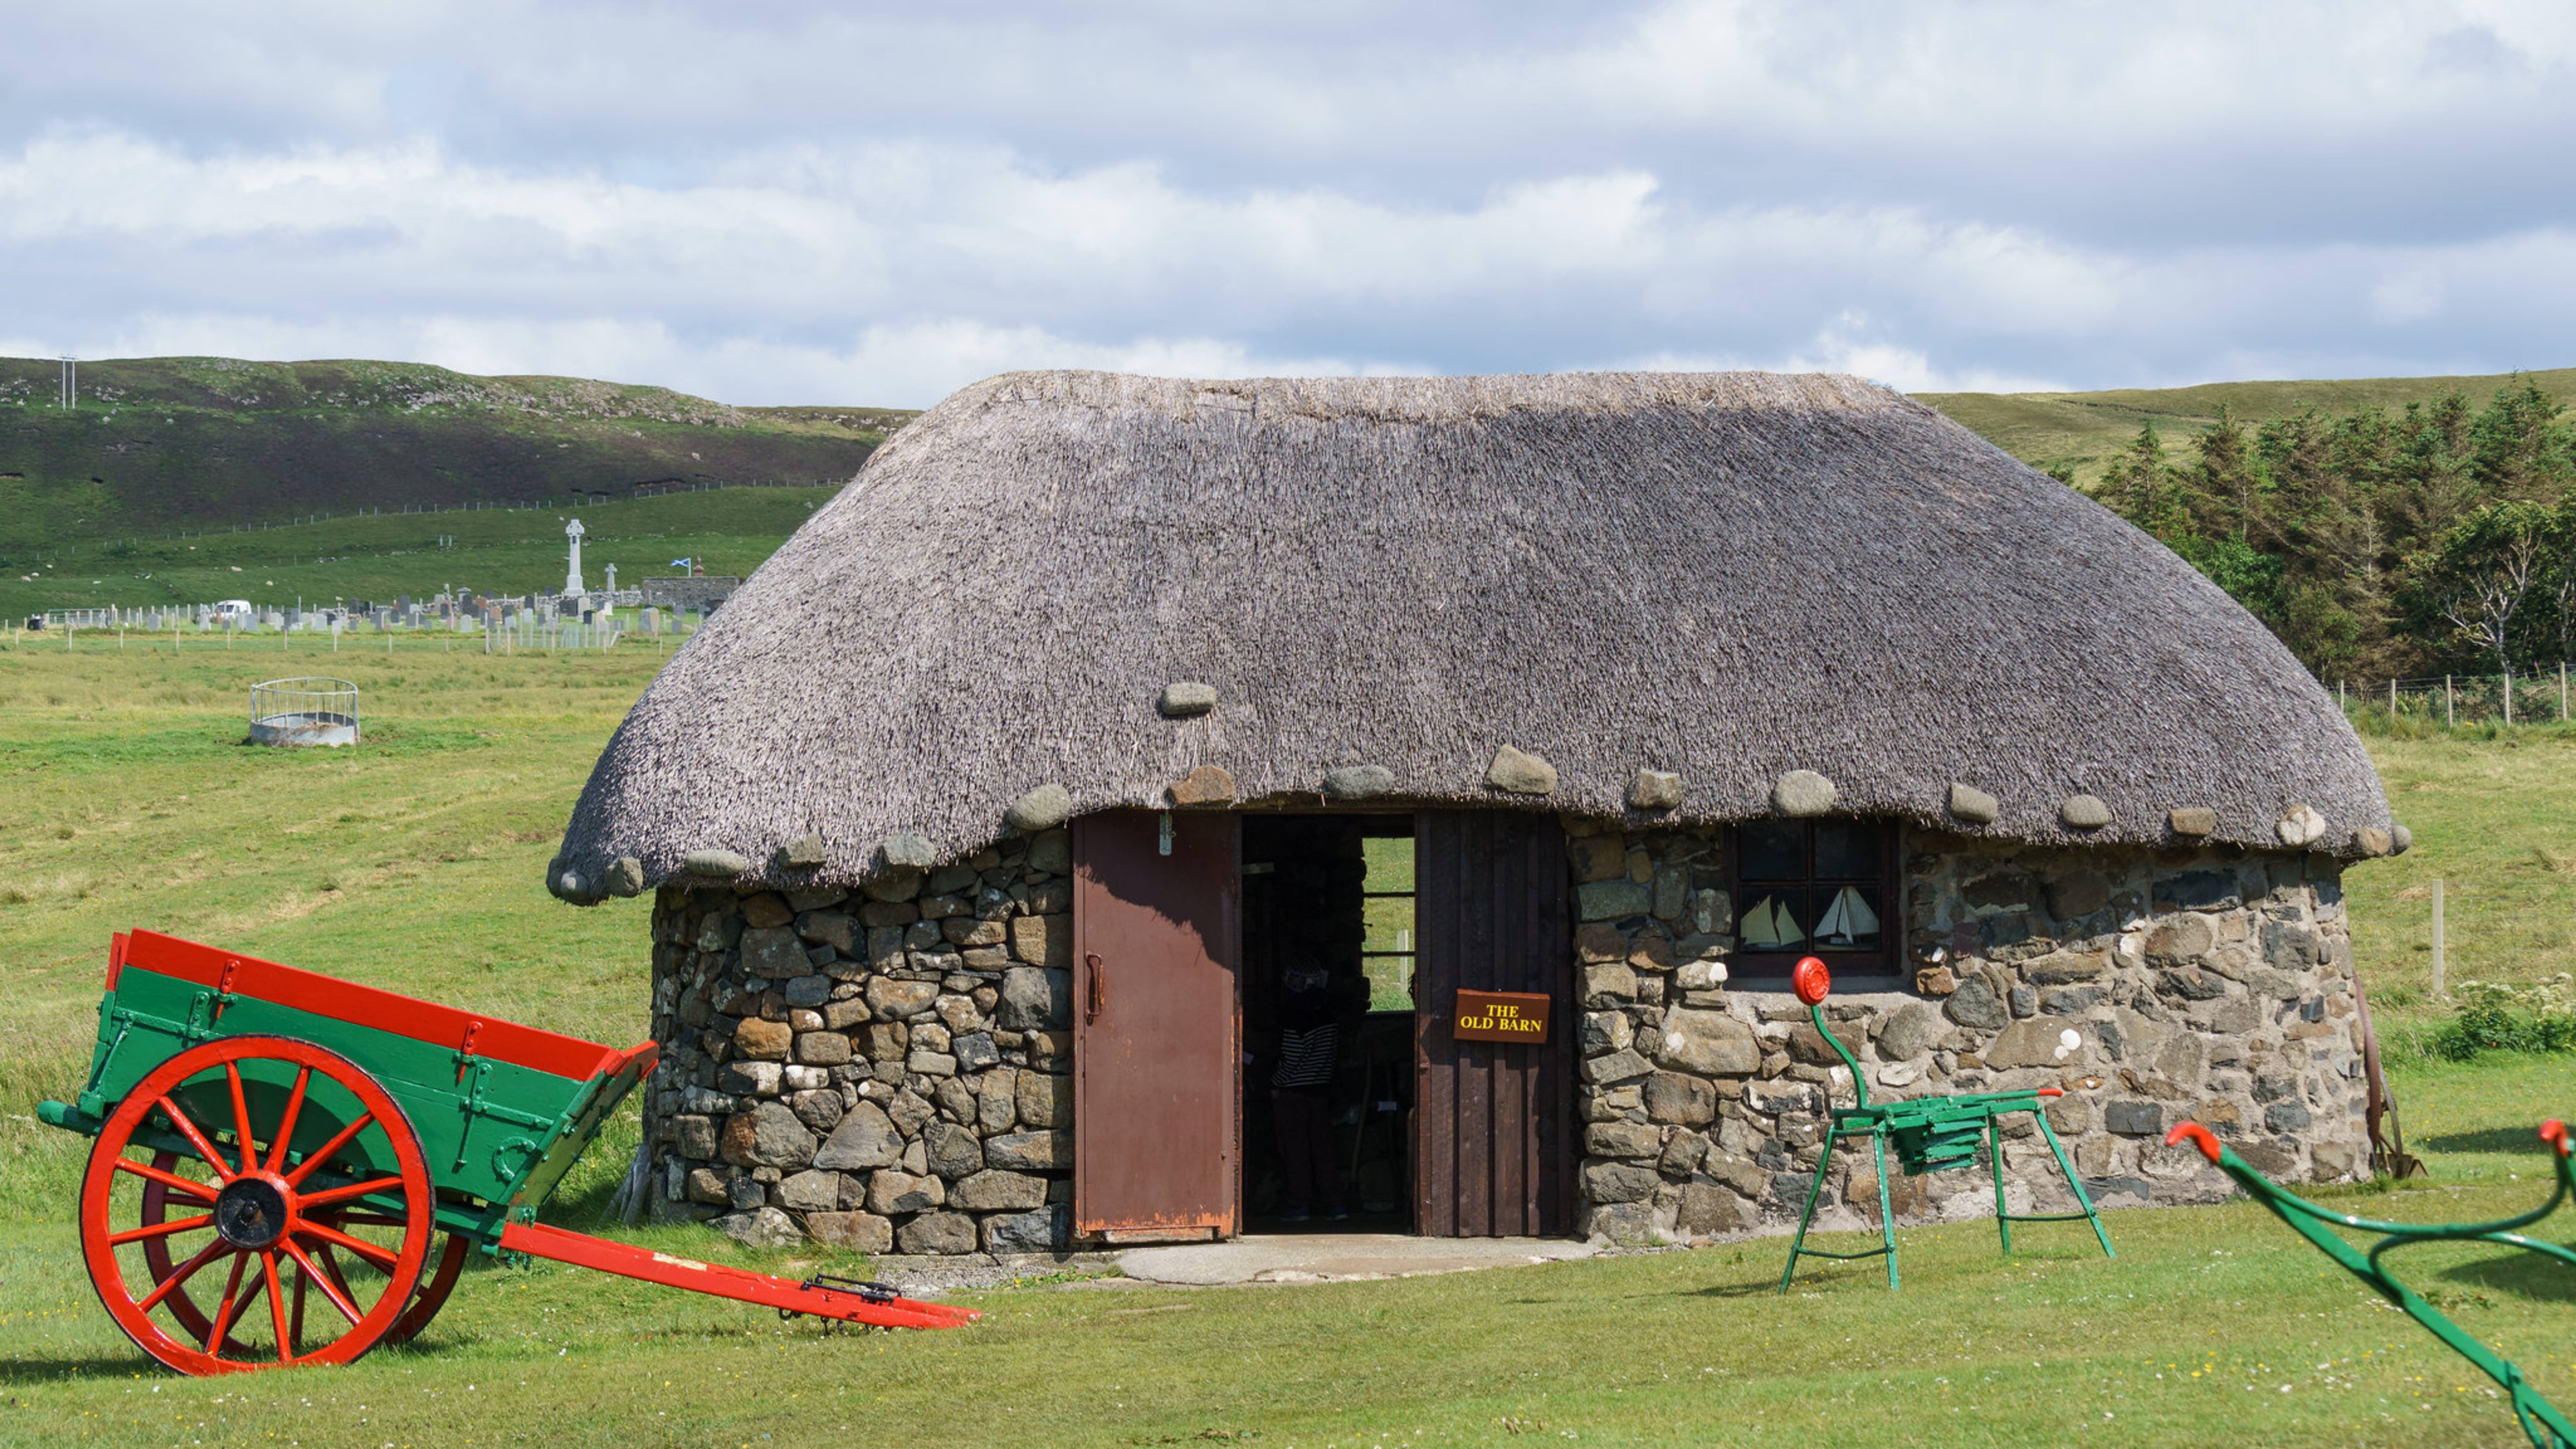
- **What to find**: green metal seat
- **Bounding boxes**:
[2168,1117,2576,1448]
[1779,957,2114,1291]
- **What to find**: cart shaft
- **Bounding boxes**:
[494,1221,978,1330]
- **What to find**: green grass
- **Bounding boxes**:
[1918,366,2576,490]
[0,354,900,555]
[3,646,2576,1445]
[0,485,837,622]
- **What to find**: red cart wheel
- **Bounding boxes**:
[80,1036,434,1375]
[139,1153,470,1348]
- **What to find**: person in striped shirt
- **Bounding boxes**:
[1271,963,1347,1222]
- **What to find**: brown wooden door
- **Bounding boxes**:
[1072,809,1241,1241]
[1414,810,1574,1237]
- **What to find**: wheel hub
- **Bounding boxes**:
[213,1177,291,1250]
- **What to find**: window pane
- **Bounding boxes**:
[1737,820,1806,881]
[1737,888,1808,950]
[1812,883,1882,950]
[1361,835,1416,1011]
[1813,820,1877,879]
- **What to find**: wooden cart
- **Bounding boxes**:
[40,929,974,1375]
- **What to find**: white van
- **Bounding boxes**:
[211,600,256,625]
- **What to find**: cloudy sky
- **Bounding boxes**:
[5,2,2573,405]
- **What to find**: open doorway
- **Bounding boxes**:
[1240,814,1415,1231]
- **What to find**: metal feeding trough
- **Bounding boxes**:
[248,677,360,747]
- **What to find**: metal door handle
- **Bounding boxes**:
[1085,953,1106,1024]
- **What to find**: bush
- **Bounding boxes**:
[2429,977,2576,1061]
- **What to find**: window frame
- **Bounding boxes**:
[1722,818,1903,981]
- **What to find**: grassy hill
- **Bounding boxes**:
[0,355,914,557]
[1919,366,2576,489]
[0,486,839,623]
[12,352,2571,621]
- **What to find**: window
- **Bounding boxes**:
[1359,827,1416,1012]
[1727,818,1898,978]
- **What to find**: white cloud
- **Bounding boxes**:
[3,2,2574,403]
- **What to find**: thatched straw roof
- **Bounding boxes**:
[552,370,2390,897]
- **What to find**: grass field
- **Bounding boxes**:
[0,486,840,624]
[2,644,2574,1446]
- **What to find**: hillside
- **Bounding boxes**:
[0,355,914,557]
[1919,367,2576,489]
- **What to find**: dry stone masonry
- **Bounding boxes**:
[641,830,1075,1255]
[1565,817,2366,1247]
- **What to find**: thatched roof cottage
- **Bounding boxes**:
[555,370,2397,1257]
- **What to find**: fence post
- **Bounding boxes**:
[2431,877,2447,999]
[2339,680,2346,711]
[2446,675,2454,726]
[2390,677,2397,717]
[2562,662,2568,722]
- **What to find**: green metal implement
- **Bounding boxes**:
[1779,956,2114,1292]
[2166,1117,2576,1449]
[42,929,975,1376]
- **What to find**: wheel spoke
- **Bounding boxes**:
[201,1251,253,1352]
[323,1211,410,1229]
[283,1111,377,1187]
[298,1218,401,1271]
[296,1176,406,1211]
[315,1240,364,1313]
[262,1252,292,1364]
[289,1254,310,1353]
[109,1212,215,1246]
[155,1095,236,1182]
[225,1064,258,1174]
[280,1240,362,1326]
[265,1066,312,1174]
[113,1156,218,1204]
[137,1237,230,1312]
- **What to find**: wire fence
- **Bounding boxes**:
[2334,666,2576,727]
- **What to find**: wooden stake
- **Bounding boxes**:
[2431,877,2447,999]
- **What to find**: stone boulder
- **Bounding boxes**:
[742,925,811,979]
[985,1130,1072,1170]
[1872,1003,1942,1062]
[813,1101,902,1171]
[985,1205,1070,1253]
[997,967,1069,1031]
[865,977,941,1019]
[1982,1019,2088,1071]
[951,1169,1050,1211]
[719,1101,816,1170]
[897,1211,979,1255]
[712,1205,801,1248]
[1653,1009,1760,1077]
[1642,1071,1716,1126]
[805,1211,893,1253]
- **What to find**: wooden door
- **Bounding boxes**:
[1414,810,1573,1237]
[1072,809,1241,1241]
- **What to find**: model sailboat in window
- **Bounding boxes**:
[1740,895,1803,950]
[1815,886,1879,946]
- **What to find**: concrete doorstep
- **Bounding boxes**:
[1110,1233,1596,1286]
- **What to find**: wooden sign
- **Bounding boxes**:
[1452,989,1550,1044]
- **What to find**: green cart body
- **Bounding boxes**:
[42,929,973,1376]
[42,930,650,1245]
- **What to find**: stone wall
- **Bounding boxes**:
[1566,818,2367,1245]
[642,830,1076,1255]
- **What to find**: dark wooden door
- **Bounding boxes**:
[1072,810,1240,1241]
[1414,810,1573,1237]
